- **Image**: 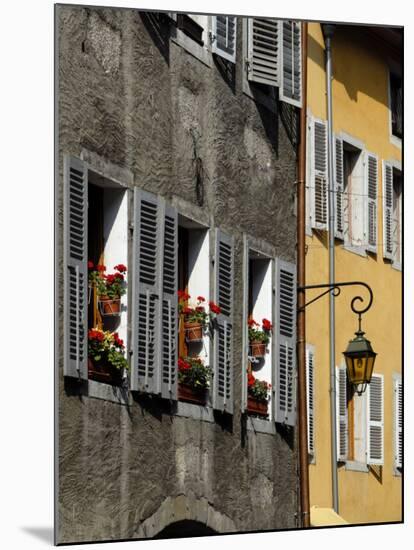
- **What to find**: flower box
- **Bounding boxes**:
[184,321,203,342]
[98,296,121,316]
[249,342,267,357]
[88,358,123,385]
[247,396,268,417]
[178,383,207,405]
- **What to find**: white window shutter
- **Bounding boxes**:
[366,153,378,253]
[312,118,328,230]
[274,259,297,427]
[241,234,249,413]
[212,16,237,63]
[306,345,315,456]
[367,374,384,466]
[247,18,280,87]
[159,199,178,400]
[131,189,162,394]
[336,366,348,461]
[394,377,402,469]
[279,20,302,107]
[334,137,344,240]
[63,155,88,380]
[213,229,234,414]
[383,161,394,260]
[305,114,313,234]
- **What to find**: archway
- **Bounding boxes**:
[154,520,217,539]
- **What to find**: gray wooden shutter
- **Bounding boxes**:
[274,258,297,426]
[312,119,328,230]
[336,365,348,461]
[367,373,384,466]
[241,234,249,413]
[131,189,161,394]
[279,20,302,107]
[247,18,279,87]
[213,229,234,414]
[383,161,393,260]
[212,16,237,63]
[63,155,88,380]
[366,153,378,253]
[394,377,402,469]
[334,137,344,240]
[159,199,178,400]
[306,345,315,456]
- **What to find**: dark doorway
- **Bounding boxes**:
[154,520,217,539]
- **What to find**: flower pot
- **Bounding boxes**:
[184,321,203,342]
[247,396,269,417]
[178,383,207,405]
[249,342,267,357]
[98,295,121,316]
[88,358,122,385]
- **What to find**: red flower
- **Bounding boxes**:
[113,332,124,347]
[196,306,205,313]
[106,274,116,284]
[197,296,205,303]
[248,373,256,387]
[182,307,193,315]
[248,319,259,327]
[114,264,127,273]
[88,261,94,270]
[88,329,104,342]
[114,272,124,280]
[209,301,221,315]
[262,318,273,332]
[178,358,191,371]
[96,264,106,272]
[177,290,190,301]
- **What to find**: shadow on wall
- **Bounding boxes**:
[140,11,171,66]
[154,520,218,539]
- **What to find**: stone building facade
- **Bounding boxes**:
[56,5,302,544]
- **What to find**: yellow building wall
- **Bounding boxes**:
[306,23,402,524]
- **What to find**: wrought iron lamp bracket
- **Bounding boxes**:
[297,281,373,328]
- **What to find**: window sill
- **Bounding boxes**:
[175,400,215,423]
[171,28,212,68]
[391,261,402,272]
[345,460,369,473]
[246,415,275,435]
[342,243,368,258]
[87,379,130,405]
[393,466,402,477]
[390,134,402,149]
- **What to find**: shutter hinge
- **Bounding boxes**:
[128,222,134,234]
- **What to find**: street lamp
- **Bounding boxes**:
[343,326,377,395]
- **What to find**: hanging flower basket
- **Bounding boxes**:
[178,383,207,405]
[184,321,203,342]
[88,358,123,385]
[249,342,267,357]
[247,396,269,417]
[98,296,121,316]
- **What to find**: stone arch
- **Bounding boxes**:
[134,495,236,539]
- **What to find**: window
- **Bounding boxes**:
[394,375,402,471]
[306,345,315,460]
[390,72,402,140]
[337,367,384,468]
[341,140,365,252]
[383,162,402,268]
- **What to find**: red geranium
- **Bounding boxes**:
[114,264,127,273]
[262,318,273,332]
[114,272,124,280]
[197,296,205,303]
[196,306,205,313]
[88,261,94,270]
[209,301,221,315]
[248,319,259,328]
[248,372,256,387]
[178,290,191,301]
[182,307,193,315]
[178,357,191,371]
[96,264,106,272]
[88,329,104,342]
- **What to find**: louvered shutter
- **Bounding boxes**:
[395,378,402,469]
[63,155,88,380]
[247,18,279,87]
[334,137,344,240]
[367,374,384,466]
[241,234,249,413]
[159,199,178,400]
[212,16,237,63]
[213,229,234,414]
[312,119,328,230]
[131,189,161,394]
[336,366,348,461]
[383,161,394,260]
[306,346,315,456]
[274,259,297,426]
[366,153,378,253]
[279,20,302,107]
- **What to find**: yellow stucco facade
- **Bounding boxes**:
[306,23,402,524]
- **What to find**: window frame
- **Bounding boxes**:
[388,68,402,148]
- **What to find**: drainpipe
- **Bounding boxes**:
[297,21,310,528]
[322,23,339,514]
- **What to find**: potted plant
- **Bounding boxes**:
[248,318,273,357]
[247,372,271,417]
[177,356,213,405]
[178,291,221,342]
[88,328,129,384]
[90,264,127,316]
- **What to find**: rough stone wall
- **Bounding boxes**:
[57,6,298,544]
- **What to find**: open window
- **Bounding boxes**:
[390,72,402,140]
[383,162,402,268]
[177,217,211,406]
